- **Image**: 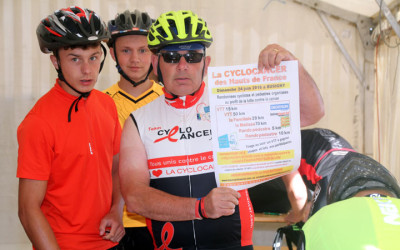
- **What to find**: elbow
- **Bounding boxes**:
[125,202,138,214]
[125,198,146,216]
[122,191,144,215]
[300,106,325,127]
[18,206,29,228]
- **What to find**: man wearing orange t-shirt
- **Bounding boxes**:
[17,6,124,249]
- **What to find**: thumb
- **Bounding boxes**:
[99,219,108,236]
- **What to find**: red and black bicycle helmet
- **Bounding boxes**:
[37,6,109,53]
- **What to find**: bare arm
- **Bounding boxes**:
[258,44,325,127]
[282,171,308,224]
[18,178,60,250]
[99,154,125,243]
[119,117,240,221]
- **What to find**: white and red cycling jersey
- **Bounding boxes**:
[130,82,254,250]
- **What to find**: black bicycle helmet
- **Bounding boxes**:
[107,9,153,47]
[37,6,109,53]
[148,10,213,52]
[327,152,400,204]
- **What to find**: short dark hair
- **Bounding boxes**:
[53,42,102,58]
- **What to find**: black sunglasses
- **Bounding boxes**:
[159,51,204,64]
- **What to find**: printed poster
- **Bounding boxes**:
[208,61,301,191]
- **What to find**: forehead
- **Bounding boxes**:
[115,35,148,47]
[57,45,102,57]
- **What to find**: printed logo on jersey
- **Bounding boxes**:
[156,222,182,250]
[196,102,210,121]
[154,126,212,143]
[373,196,400,225]
[148,152,214,179]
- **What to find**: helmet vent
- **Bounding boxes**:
[167,20,178,35]
[196,23,203,35]
[131,14,137,25]
[184,17,191,35]
[157,26,168,38]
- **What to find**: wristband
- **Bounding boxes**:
[195,198,202,220]
[200,197,208,219]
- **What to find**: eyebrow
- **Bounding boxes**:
[67,51,101,57]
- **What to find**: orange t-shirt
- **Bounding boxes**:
[17,82,121,249]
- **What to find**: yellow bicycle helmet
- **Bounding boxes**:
[148,10,212,52]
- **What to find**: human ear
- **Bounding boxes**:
[50,54,59,70]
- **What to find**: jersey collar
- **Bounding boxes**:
[163,82,205,109]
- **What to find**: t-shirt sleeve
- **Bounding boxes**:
[17,114,54,180]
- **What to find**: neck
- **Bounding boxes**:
[57,79,82,97]
[118,77,153,97]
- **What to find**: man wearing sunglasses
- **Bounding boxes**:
[119,10,324,250]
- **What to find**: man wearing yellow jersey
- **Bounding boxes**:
[104,9,163,127]
[104,9,163,249]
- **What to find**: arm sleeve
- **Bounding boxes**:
[17,114,54,180]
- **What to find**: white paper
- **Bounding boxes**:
[208,61,301,190]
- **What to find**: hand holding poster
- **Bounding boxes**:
[208,61,301,190]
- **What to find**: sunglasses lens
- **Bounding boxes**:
[161,52,204,63]
[185,53,203,63]
[162,52,180,63]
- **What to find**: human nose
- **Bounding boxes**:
[176,56,188,70]
[130,51,140,63]
[81,61,91,74]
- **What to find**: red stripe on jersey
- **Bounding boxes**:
[238,189,254,246]
[314,148,356,169]
[146,218,157,249]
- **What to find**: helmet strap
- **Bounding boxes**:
[99,43,107,72]
[156,54,165,89]
[113,43,152,87]
[200,48,206,83]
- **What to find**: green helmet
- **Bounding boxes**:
[148,10,213,52]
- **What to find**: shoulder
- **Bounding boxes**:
[103,83,120,97]
[92,89,116,103]
[131,95,164,124]
[151,81,164,95]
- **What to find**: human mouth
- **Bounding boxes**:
[80,79,93,86]
[129,66,141,71]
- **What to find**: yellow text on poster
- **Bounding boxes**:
[219,166,294,187]
[217,150,294,165]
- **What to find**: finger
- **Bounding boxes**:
[221,194,239,206]
[99,217,112,235]
[102,226,114,240]
[221,207,236,216]
[275,51,284,65]
[267,51,277,69]
[111,228,124,242]
[219,187,241,198]
[116,229,126,242]
[258,49,268,71]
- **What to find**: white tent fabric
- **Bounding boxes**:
[374,35,400,181]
